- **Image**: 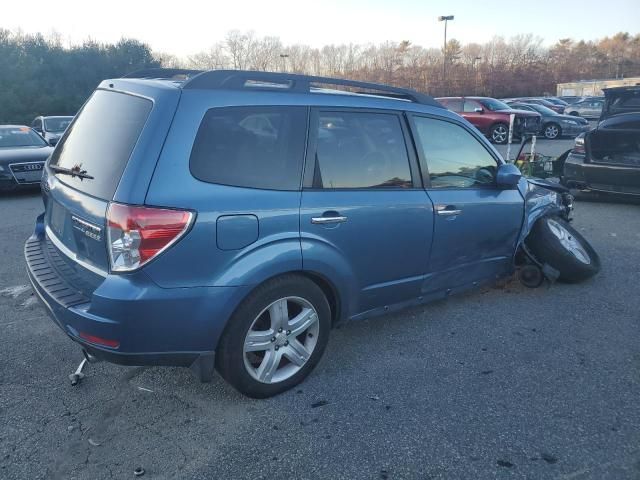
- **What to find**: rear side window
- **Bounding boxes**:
[50,90,152,200]
[311,112,412,189]
[189,106,307,190]
[441,99,462,111]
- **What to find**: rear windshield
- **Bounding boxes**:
[49,90,152,199]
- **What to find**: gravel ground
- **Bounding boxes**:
[1,138,638,479]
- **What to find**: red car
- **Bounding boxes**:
[436,96,541,144]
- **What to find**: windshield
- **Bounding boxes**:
[526,104,558,116]
[0,127,47,147]
[44,117,73,132]
[479,98,511,111]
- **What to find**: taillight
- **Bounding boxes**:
[573,135,586,154]
[107,202,194,272]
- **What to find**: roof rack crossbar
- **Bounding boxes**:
[122,68,204,80]
[182,70,441,107]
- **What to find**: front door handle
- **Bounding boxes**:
[311,215,348,224]
[435,205,462,216]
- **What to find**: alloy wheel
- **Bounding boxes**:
[243,296,320,384]
[547,219,591,264]
[544,124,559,139]
[492,125,508,143]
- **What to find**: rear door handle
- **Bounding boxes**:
[311,216,348,224]
[435,205,462,216]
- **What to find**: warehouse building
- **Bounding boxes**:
[557,77,640,97]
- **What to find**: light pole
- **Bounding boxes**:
[279,53,289,72]
[472,56,481,94]
[438,15,454,94]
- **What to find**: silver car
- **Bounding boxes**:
[31,116,74,146]
[564,99,604,119]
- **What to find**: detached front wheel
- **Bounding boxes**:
[526,216,600,283]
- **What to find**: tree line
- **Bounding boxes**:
[2,29,639,124]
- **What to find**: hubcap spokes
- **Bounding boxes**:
[546,126,558,138]
[243,297,319,384]
[494,127,507,142]
[547,219,591,264]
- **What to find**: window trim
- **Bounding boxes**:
[406,112,504,191]
[302,107,422,191]
[188,105,310,192]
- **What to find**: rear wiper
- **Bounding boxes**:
[49,164,94,180]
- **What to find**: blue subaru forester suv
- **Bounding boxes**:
[26,69,599,397]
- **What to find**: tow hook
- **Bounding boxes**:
[69,350,100,386]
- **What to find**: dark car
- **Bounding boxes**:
[507,102,590,139]
[24,70,598,398]
[0,125,53,191]
[542,97,569,107]
[562,86,640,196]
[31,116,74,146]
[509,97,565,114]
[436,96,541,144]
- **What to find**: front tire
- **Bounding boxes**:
[216,274,331,398]
[526,216,600,283]
[543,123,561,139]
[490,123,509,144]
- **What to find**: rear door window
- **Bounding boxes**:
[49,90,152,200]
[189,106,307,190]
[310,111,412,189]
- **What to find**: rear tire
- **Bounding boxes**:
[490,123,509,144]
[526,216,600,283]
[216,274,331,398]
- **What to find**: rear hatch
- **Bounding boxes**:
[42,82,180,286]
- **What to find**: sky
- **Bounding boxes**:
[3,0,639,56]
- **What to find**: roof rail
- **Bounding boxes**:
[182,70,442,107]
[122,68,204,80]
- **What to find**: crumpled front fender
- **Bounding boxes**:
[516,177,571,247]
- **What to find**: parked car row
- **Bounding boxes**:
[436,96,541,144]
[504,101,590,139]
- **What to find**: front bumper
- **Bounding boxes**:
[25,226,249,377]
[560,123,591,137]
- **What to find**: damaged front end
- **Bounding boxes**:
[514,173,576,287]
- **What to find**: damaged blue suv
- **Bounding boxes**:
[25,70,599,397]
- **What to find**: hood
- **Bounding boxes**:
[601,86,640,120]
[496,108,540,117]
[554,114,589,124]
[0,146,54,165]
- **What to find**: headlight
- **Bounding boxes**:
[562,119,579,125]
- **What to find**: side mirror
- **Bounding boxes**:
[48,138,58,146]
[496,163,522,189]
[474,107,484,113]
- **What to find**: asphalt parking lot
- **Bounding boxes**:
[1,137,639,480]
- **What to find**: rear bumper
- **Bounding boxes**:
[25,227,250,374]
[564,152,640,195]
